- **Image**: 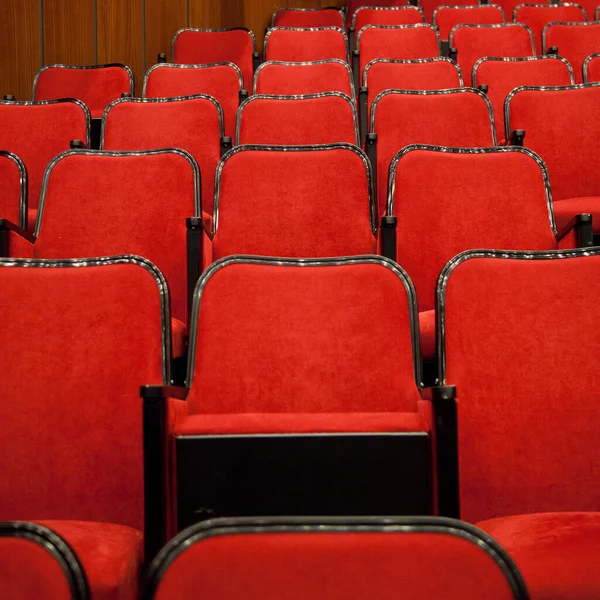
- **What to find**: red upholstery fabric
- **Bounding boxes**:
[186,260,420,415]
[364,58,463,127]
[0,152,25,227]
[211,146,376,260]
[418,309,436,361]
[254,60,353,97]
[473,57,574,140]
[272,8,345,28]
[31,151,196,324]
[420,0,479,23]
[152,529,518,600]
[357,25,440,83]
[372,91,495,216]
[0,535,73,599]
[514,4,586,54]
[450,23,535,86]
[347,0,408,24]
[478,512,600,600]
[584,53,600,82]
[392,148,557,315]
[172,28,254,94]
[0,260,164,529]
[33,65,132,118]
[352,6,424,45]
[441,253,600,522]
[39,520,143,600]
[143,63,243,137]
[543,22,600,83]
[236,94,358,145]
[507,84,600,230]
[553,196,600,233]
[171,317,187,360]
[0,101,88,211]
[433,5,506,41]
[264,27,348,62]
[102,96,221,216]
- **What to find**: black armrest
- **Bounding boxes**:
[0,218,35,256]
[157,53,167,63]
[381,215,397,262]
[509,129,525,146]
[140,385,189,400]
[365,133,377,207]
[239,90,248,104]
[359,86,368,146]
[477,84,488,95]
[556,213,593,248]
[253,51,261,73]
[431,385,460,519]
[448,47,457,61]
[348,27,355,56]
[220,136,233,157]
[186,217,204,325]
[352,50,360,98]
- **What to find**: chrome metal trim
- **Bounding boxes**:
[369,87,497,145]
[386,144,556,236]
[213,143,376,237]
[542,20,600,54]
[356,23,441,54]
[0,151,28,229]
[0,98,91,148]
[512,3,588,23]
[235,92,360,146]
[448,22,536,56]
[142,62,244,98]
[36,148,201,238]
[186,255,423,389]
[363,57,464,88]
[0,254,173,384]
[32,63,135,101]
[471,55,575,90]
[504,80,600,142]
[583,52,600,82]
[263,26,350,62]
[432,4,507,28]
[253,59,356,99]
[436,247,600,383]
[144,517,529,600]
[596,6,600,20]
[171,27,257,61]
[351,5,426,30]
[100,94,225,145]
[271,6,346,28]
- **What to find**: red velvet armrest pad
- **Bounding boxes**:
[172,412,430,435]
[7,230,34,258]
[171,319,188,359]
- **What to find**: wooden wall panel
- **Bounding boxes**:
[189,0,222,28]
[245,0,283,51]
[0,0,40,100]
[145,0,187,67]
[97,0,144,95]
[287,0,320,7]
[43,0,95,65]
[221,0,247,28]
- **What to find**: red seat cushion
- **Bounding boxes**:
[27,208,37,232]
[477,512,600,600]
[418,309,436,361]
[552,197,600,234]
[171,318,187,359]
[37,520,143,600]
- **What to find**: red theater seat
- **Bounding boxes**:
[141,517,529,600]
[420,0,479,23]
[235,93,359,145]
[0,521,88,600]
[0,151,27,229]
[433,5,506,42]
[583,52,600,81]
[263,26,349,62]
[0,256,170,600]
[142,62,244,138]
[506,82,600,232]
[271,7,345,28]
[347,0,412,24]
[32,63,134,118]
[434,248,600,599]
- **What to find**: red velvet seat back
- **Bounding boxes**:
[506,83,600,201]
[0,257,168,530]
[0,100,89,212]
[101,96,222,216]
[420,0,479,23]
[264,27,349,62]
[32,64,134,118]
[433,5,506,41]
[371,89,496,215]
[439,249,600,522]
[236,93,359,145]
[390,146,557,313]
[543,22,600,83]
[145,517,528,600]
[357,25,441,84]
[449,23,535,85]
[583,52,600,81]
[186,257,419,414]
[211,145,376,262]
[352,6,425,44]
[513,4,586,54]
[347,0,408,24]
[0,521,88,600]
[143,63,243,137]
[0,151,26,228]
[32,150,198,324]
[253,60,354,97]
[171,28,255,93]
[272,7,345,28]
[472,56,574,141]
